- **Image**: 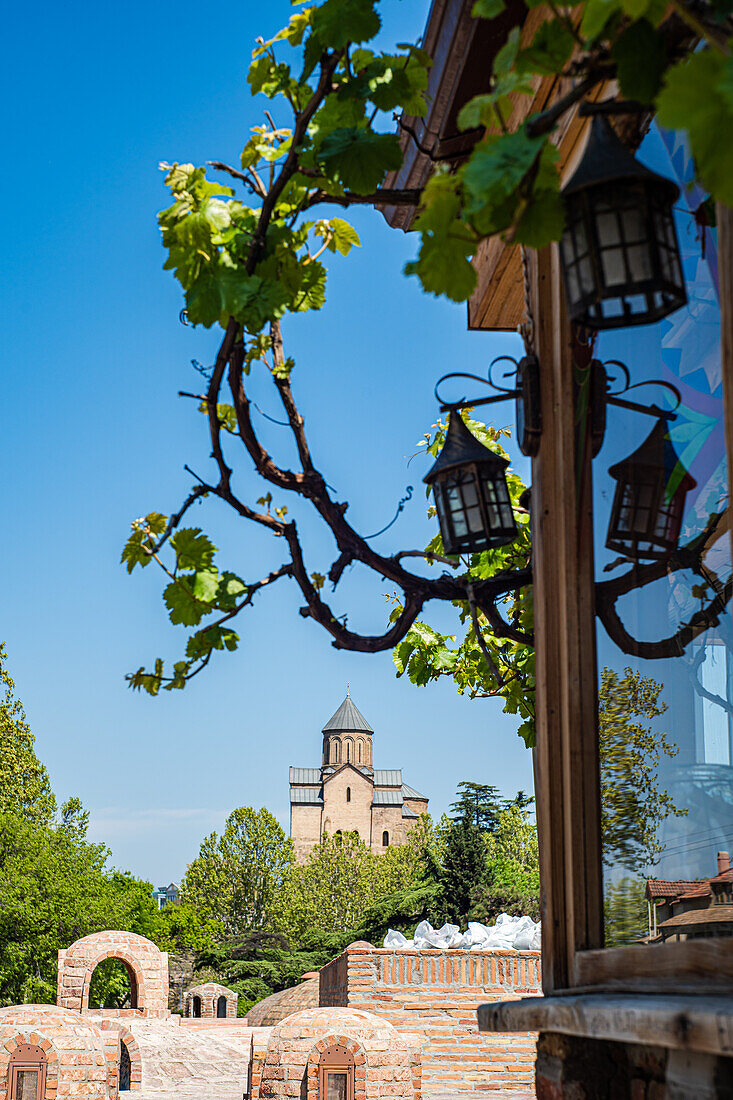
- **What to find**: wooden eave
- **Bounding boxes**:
[383,0,626,332]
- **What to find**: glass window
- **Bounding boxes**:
[593,123,731,950]
[326,1073,347,1100]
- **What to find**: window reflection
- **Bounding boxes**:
[594,123,732,949]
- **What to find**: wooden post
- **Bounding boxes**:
[718,204,733,564]
[529,244,604,992]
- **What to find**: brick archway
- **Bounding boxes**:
[57,931,169,1018]
[98,1020,142,1096]
[306,1034,366,1100]
[0,1032,59,1100]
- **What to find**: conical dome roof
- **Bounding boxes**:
[322,692,373,733]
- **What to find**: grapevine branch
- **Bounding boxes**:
[136,18,733,689]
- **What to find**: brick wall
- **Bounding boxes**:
[319,945,541,1094]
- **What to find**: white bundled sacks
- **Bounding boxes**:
[383,914,540,951]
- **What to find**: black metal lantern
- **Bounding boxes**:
[606,417,696,561]
[559,113,686,330]
[424,412,517,555]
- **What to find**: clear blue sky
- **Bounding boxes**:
[1,0,533,884]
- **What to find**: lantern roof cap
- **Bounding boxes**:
[424,411,509,484]
[608,416,696,490]
[562,114,679,202]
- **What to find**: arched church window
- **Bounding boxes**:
[9,1044,46,1100]
[382,831,389,847]
[346,787,351,802]
[358,742,362,763]
[346,740,351,762]
[319,1044,354,1100]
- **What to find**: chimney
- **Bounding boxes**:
[717,850,730,874]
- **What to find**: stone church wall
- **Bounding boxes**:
[290,803,323,862]
[369,805,408,851]
[322,767,372,841]
[319,944,541,1094]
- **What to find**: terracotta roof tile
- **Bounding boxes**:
[646,879,707,898]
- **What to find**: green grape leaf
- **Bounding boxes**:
[404,173,477,301]
[314,217,361,255]
[612,20,666,104]
[581,0,624,39]
[316,128,403,192]
[310,0,381,50]
[657,49,733,205]
[121,530,151,573]
[170,528,216,571]
[472,0,506,16]
[164,576,213,627]
[520,20,575,76]
[191,568,220,603]
[216,572,248,611]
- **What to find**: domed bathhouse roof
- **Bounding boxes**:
[321,692,373,734]
[245,973,319,1027]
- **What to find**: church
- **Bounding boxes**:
[289,691,429,861]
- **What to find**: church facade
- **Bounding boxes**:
[289,692,428,861]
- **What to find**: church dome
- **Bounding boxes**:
[322,693,373,733]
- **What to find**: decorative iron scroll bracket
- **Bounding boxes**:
[434,355,521,413]
[601,358,682,422]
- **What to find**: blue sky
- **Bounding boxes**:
[0,0,533,884]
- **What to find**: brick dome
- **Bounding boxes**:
[251,1007,421,1100]
[245,974,319,1026]
[0,1006,110,1100]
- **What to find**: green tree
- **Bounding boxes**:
[604,877,648,947]
[472,803,540,923]
[273,831,381,941]
[439,817,488,925]
[0,809,162,1006]
[182,807,294,935]
[450,782,503,830]
[0,644,55,824]
[599,667,686,873]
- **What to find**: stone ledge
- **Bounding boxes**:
[477,993,733,1057]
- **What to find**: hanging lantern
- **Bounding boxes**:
[559,114,686,330]
[606,417,696,561]
[424,412,517,555]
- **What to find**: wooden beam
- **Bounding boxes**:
[529,244,604,993]
[478,989,733,1055]
[575,938,733,994]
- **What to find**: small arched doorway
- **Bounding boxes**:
[319,1044,354,1100]
[9,1043,46,1100]
[216,995,227,1018]
[192,995,202,1018]
[119,1040,132,1092]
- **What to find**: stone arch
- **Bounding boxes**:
[382,831,389,847]
[57,931,169,1018]
[344,737,354,763]
[307,1034,366,1100]
[97,1020,142,1095]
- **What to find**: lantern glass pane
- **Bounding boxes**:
[601,247,627,287]
[591,119,730,955]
